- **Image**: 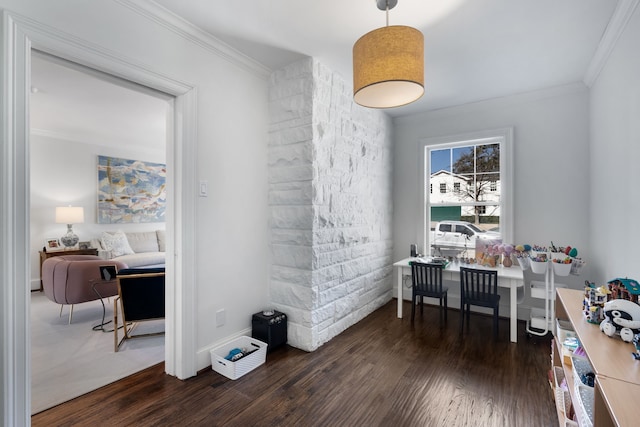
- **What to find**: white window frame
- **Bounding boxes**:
[419,128,514,252]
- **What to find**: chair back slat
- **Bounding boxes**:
[460,267,498,300]
[411,262,443,293]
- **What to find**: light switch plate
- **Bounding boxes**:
[199,180,208,197]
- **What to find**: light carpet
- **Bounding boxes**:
[31,291,165,414]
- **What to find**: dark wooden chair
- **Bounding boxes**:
[411,262,448,323]
[114,268,165,352]
[459,267,500,338]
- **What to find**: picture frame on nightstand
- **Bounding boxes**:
[78,241,90,250]
[44,237,62,251]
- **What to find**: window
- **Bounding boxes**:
[421,129,513,254]
[455,225,472,235]
[430,183,432,194]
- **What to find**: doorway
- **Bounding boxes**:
[1,13,198,423]
[30,51,170,413]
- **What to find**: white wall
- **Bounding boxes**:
[0,0,271,370]
[589,6,640,283]
[30,133,166,290]
[393,84,591,316]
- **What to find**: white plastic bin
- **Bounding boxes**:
[210,336,267,380]
[556,318,576,343]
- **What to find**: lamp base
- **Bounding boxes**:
[60,224,79,248]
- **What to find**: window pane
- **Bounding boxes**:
[430,206,461,222]
[452,146,474,175]
[476,143,500,173]
[478,172,500,203]
[430,149,451,173]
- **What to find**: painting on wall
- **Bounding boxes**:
[97,155,166,224]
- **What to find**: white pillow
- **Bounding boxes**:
[101,231,135,258]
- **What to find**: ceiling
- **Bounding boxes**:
[30,0,619,148]
[30,52,169,150]
[153,0,618,116]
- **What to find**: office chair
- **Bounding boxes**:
[459,267,500,338]
[411,262,448,323]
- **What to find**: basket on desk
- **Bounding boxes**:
[530,259,548,274]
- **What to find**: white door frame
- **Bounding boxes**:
[1,11,197,425]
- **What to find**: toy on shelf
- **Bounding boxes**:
[600,299,640,342]
[583,281,608,324]
[607,278,640,304]
[633,334,640,360]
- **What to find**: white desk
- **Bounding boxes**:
[393,257,524,343]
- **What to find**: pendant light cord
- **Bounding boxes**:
[386,3,390,26]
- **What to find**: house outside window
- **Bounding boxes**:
[421,129,514,253]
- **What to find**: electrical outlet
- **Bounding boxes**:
[216,309,225,327]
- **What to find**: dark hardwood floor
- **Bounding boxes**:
[32,300,556,426]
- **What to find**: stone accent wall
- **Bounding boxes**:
[268,58,393,351]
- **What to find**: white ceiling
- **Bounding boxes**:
[153,0,618,116]
[30,52,169,150]
[30,0,619,148]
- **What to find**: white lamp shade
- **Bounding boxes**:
[55,206,84,224]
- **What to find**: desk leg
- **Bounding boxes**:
[397,267,403,318]
[510,279,517,343]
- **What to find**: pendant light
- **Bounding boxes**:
[353,0,424,108]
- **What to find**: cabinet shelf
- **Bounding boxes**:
[553,288,640,427]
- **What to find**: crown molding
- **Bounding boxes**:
[583,0,640,87]
[114,0,271,79]
[395,82,588,124]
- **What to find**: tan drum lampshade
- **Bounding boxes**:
[353,25,424,108]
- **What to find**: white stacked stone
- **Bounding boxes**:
[268,58,393,351]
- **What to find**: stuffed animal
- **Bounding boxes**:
[600,299,640,342]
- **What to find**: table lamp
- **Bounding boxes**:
[55,206,84,248]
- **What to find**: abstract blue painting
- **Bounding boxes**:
[97,155,166,224]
